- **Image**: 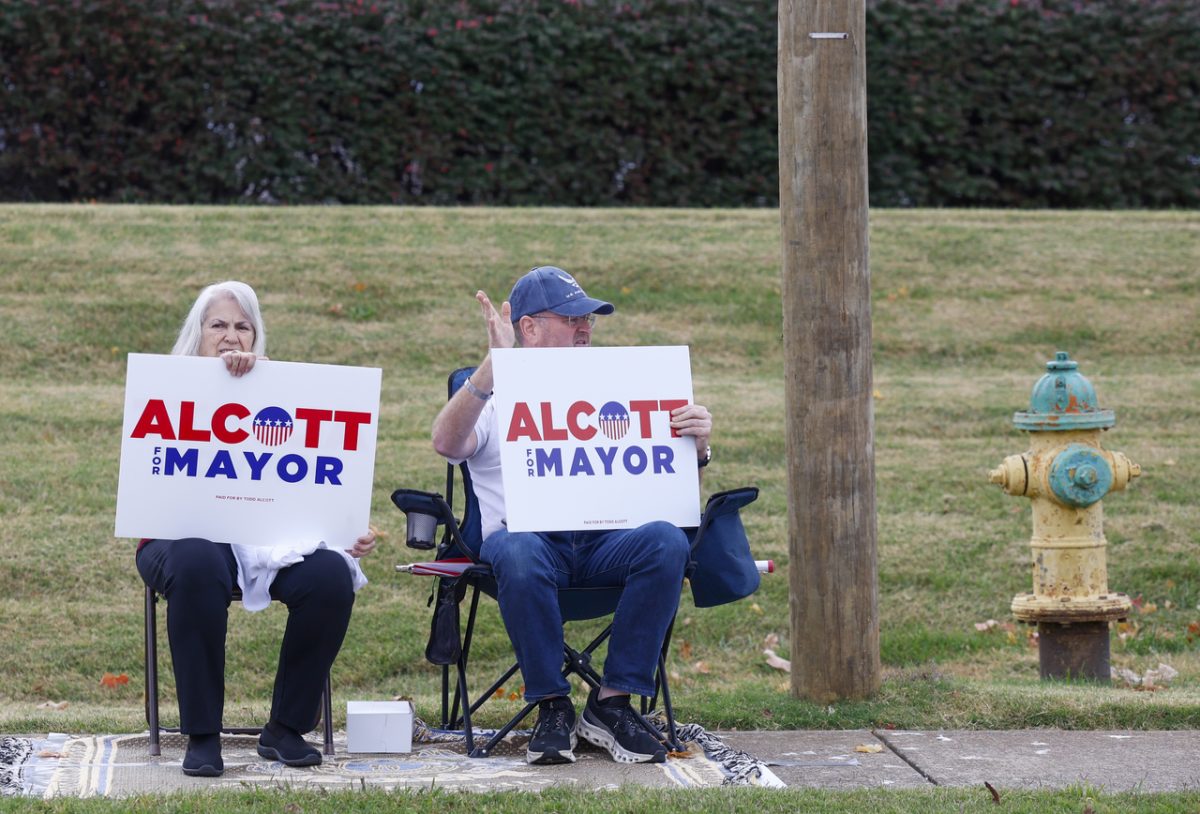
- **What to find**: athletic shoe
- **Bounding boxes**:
[527,696,577,764]
[256,721,322,767]
[182,733,223,777]
[576,689,667,764]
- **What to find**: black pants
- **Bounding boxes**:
[136,538,355,735]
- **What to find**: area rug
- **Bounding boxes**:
[2,719,783,798]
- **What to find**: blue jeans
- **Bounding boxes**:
[479,521,689,701]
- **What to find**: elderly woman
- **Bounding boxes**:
[135,280,377,778]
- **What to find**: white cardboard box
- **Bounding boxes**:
[346,700,414,753]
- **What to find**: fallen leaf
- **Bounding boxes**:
[854,743,883,754]
[507,692,519,701]
[763,632,780,650]
[749,602,764,615]
[974,619,999,632]
[100,672,129,688]
[985,780,1001,804]
[763,648,791,672]
[692,660,711,675]
[37,750,62,758]
[36,701,69,710]
[667,749,693,759]
[679,640,693,660]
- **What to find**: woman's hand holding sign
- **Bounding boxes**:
[347,527,379,559]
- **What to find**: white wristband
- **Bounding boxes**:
[464,377,492,401]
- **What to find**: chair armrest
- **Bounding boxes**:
[693,486,759,547]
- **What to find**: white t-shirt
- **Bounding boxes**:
[445,399,507,541]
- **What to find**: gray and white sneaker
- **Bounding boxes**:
[527,696,577,764]
[576,689,667,764]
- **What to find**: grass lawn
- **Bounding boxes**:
[0,205,1198,809]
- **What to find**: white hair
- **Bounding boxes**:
[171,280,267,357]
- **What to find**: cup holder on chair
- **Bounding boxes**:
[405,511,439,549]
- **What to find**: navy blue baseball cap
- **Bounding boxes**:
[508,266,615,323]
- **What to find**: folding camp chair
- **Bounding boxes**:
[144,585,335,757]
[392,367,760,758]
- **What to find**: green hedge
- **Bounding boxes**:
[1,0,1195,207]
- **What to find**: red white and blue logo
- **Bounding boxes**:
[598,401,630,441]
[253,406,294,446]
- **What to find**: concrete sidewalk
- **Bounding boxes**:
[8,729,1200,796]
[720,729,1200,791]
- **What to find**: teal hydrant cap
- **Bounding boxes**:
[1013,351,1115,431]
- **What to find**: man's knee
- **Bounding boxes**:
[642,521,689,566]
[481,531,555,585]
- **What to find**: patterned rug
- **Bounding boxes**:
[2,719,783,798]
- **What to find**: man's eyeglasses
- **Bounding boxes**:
[533,312,597,328]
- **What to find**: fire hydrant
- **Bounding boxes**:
[989,352,1141,680]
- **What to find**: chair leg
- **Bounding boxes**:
[470,699,538,759]
[145,586,161,757]
[655,650,683,753]
[456,656,477,756]
[322,673,335,755]
[451,586,483,728]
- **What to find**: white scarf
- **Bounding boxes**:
[231,542,367,611]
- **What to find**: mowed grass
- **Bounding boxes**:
[1,205,1199,742]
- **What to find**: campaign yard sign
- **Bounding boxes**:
[490,346,701,532]
[116,354,381,548]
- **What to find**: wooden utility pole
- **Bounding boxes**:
[778,0,880,701]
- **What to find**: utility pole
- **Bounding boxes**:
[778,0,880,701]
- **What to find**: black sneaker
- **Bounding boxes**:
[256,721,322,767]
[182,733,223,777]
[577,689,667,764]
[527,696,577,765]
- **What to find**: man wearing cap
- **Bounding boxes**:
[432,266,713,766]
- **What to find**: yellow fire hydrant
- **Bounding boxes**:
[989,352,1141,680]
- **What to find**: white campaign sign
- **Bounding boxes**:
[491,346,700,532]
[115,354,381,548]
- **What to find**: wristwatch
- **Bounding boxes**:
[464,377,492,401]
[697,445,712,468]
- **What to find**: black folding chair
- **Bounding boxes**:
[393,367,760,758]
[144,585,335,757]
